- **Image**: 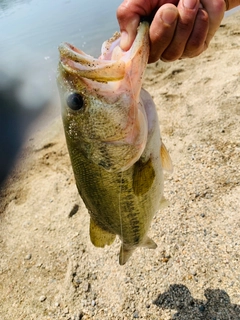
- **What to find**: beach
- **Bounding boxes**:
[0,11,240,320]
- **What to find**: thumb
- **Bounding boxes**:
[117,4,140,51]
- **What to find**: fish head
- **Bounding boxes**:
[57,22,150,172]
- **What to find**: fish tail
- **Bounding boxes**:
[119,237,157,265]
[141,236,157,249]
[119,245,135,265]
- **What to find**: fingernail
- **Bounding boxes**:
[183,0,197,9]
[120,31,129,51]
[161,8,178,25]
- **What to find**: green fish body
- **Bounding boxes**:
[57,22,172,265]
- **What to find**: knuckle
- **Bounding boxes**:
[183,9,209,55]
[198,8,209,24]
[187,36,204,51]
[116,4,128,21]
[183,47,202,58]
[161,49,182,62]
[215,0,226,12]
[183,36,205,58]
[178,19,194,33]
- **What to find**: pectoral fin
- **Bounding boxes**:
[90,218,116,248]
[160,142,173,173]
[133,157,155,196]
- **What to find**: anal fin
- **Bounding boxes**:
[90,218,116,248]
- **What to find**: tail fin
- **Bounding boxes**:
[119,245,135,265]
[141,236,157,249]
[119,237,157,265]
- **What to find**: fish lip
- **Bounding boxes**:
[59,42,126,81]
[59,42,103,65]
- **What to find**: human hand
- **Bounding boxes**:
[117,0,226,62]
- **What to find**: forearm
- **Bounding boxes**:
[225,0,240,10]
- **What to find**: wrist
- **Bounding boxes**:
[224,0,240,10]
[224,0,229,9]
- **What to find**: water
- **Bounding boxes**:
[0,0,122,115]
[0,0,121,61]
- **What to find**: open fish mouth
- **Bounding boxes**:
[59,42,126,82]
[59,22,149,83]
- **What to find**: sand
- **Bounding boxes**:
[0,11,240,320]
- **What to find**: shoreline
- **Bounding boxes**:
[1,11,240,320]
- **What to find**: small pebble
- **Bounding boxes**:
[83,282,90,292]
[190,269,197,276]
[198,304,205,312]
[63,307,69,314]
[68,204,79,218]
[39,295,46,302]
[91,300,96,307]
[25,254,32,260]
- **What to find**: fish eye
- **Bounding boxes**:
[67,93,84,111]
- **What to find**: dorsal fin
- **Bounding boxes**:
[160,142,173,173]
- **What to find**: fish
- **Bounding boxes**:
[57,22,172,265]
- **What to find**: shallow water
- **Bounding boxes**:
[0,0,121,112]
[0,0,121,61]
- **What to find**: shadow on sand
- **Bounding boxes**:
[153,284,240,320]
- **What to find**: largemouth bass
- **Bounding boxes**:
[57,22,172,265]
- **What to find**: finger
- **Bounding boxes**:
[117,0,179,51]
[182,8,209,58]
[117,7,140,51]
[201,0,225,47]
[117,0,152,51]
[161,0,201,61]
[148,4,179,63]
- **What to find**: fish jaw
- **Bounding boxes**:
[57,22,150,172]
